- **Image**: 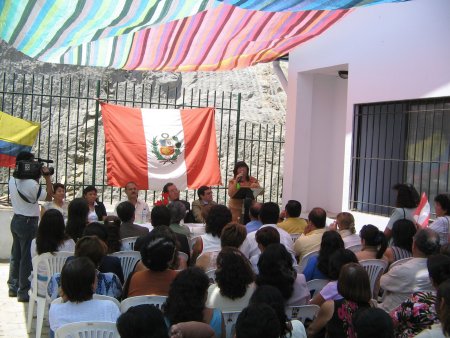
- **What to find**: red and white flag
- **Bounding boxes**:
[414,192,431,228]
[101,103,221,190]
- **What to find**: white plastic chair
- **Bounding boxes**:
[110,251,141,282]
[359,259,388,297]
[285,304,320,323]
[388,257,412,271]
[52,294,121,308]
[298,250,319,273]
[306,279,329,297]
[120,295,167,313]
[27,251,73,338]
[55,321,119,338]
[120,236,138,251]
[290,233,301,243]
[223,311,240,338]
[205,268,217,284]
[346,244,362,253]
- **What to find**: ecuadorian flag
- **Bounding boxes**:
[0,111,40,168]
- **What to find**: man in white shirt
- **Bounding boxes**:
[8,151,53,302]
[116,182,151,224]
[380,228,439,312]
[240,202,295,263]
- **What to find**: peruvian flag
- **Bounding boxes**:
[414,192,431,228]
[101,103,222,190]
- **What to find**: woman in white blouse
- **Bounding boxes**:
[40,183,69,222]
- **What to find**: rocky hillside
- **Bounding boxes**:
[0,41,287,204]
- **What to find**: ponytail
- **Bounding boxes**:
[375,231,388,259]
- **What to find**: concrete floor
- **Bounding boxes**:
[0,260,50,338]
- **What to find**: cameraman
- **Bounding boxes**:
[7,151,53,302]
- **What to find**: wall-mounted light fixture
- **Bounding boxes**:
[338,70,348,79]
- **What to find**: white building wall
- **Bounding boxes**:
[284,0,450,228]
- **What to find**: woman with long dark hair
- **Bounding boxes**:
[303,230,344,281]
[384,219,416,264]
[65,198,89,241]
[206,247,255,311]
[30,209,75,296]
[164,267,225,338]
[257,243,310,306]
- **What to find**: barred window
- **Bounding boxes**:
[350,97,450,216]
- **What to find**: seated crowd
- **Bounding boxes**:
[27,179,450,338]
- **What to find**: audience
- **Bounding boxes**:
[135,205,190,261]
[307,263,372,338]
[48,236,122,301]
[245,201,262,234]
[303,230,344,281]
[192,204,232,264]
[331,212,360,248]
[391,254,450,337]
[415,279,450,338]
[384,183,420,240]
[206,247,256,311]
[117,201,149,239]
[167,201,191,237]
[196,222,247,271]
[384,219,416,264]
[429,193,450,245]
[356,224,388,262]
[294,207,327,261]
[30,209,75,296]
[235,303,280,338]
[256,243,310,306]
[164,267,225,338]
[277,200,307,234]
[117,304,169,338]
[250,285,306,338]
[65,198,89,242]
[250,226,280,273]
[83,222,124,283]
[125,232,178,298]
[380,228,439,312]
[310,249,358,306]
[82,185,107,222]
[353,308,394,338]
[241,202,295,263]
[103,215,122,253]
[49,257,120,334]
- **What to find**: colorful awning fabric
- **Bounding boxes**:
[0,0,408,72]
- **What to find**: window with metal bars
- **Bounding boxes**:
[350,97,450,217]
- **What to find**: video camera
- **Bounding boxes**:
[13,158,54,180]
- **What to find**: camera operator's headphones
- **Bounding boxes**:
[14,179,42,204]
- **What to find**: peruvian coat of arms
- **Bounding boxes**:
[151,133,182,164]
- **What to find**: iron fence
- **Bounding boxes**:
[0,72,284,208]
[350,97,450,216]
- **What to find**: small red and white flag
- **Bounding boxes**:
[414,192,431,228]
[101,103,222,190]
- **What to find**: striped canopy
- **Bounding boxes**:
[0,0,408,72]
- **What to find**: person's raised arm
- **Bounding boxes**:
[42,167,53,201]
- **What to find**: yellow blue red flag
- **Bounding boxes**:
[0,111,40,168]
